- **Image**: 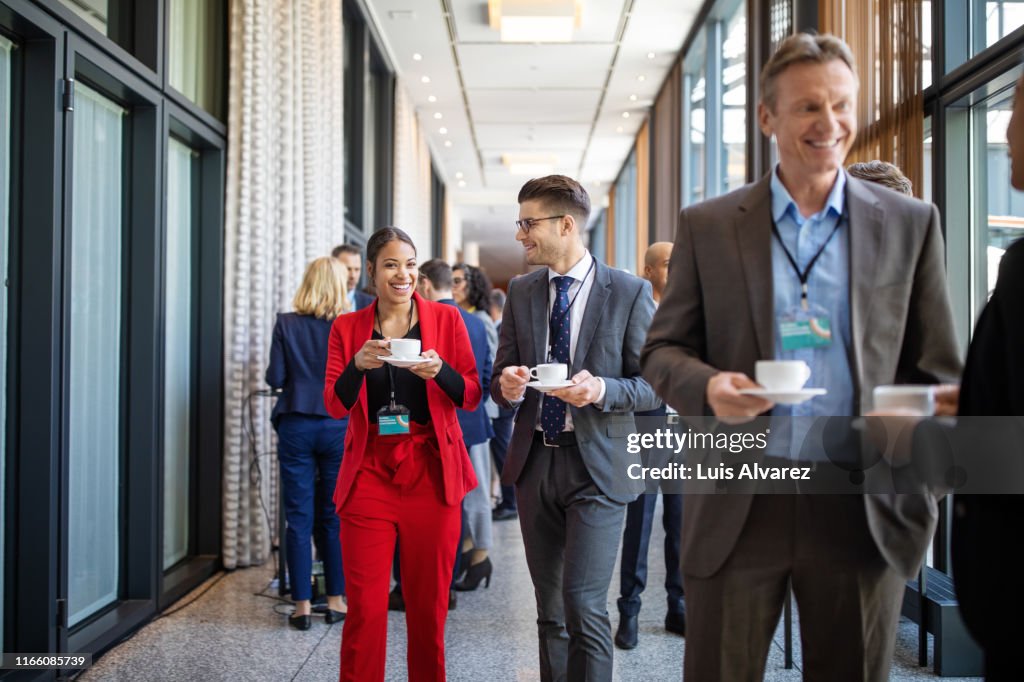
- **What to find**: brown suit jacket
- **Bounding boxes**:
[640,172,963,579]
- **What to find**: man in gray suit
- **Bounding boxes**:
[641,34,962,680]
[492,175,659,681]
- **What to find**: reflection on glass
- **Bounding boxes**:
[614,150,638,273]
[923,1,933,89]
[68,83,125,626]
[984,1,1024,51]
[684,31,707,206]
[975,89,1024,301]
[164,138,194,570]
[722,2,747,191]
[59,0,132,48]
[0,35,13,652]
[168,0,225,120]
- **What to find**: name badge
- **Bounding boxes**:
[377,405,411,435]
[778,304,832,351]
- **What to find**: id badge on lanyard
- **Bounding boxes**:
[377,363,411,435]
[778,303,833,351]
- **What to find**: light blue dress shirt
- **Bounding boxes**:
[766,166,854,458]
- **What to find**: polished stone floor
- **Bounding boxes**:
[81,498,980,681]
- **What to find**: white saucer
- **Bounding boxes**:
[374,354,429,368]
[738,387,827,405]
[526,380,575,393]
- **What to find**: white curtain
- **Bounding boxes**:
[0,34,13,650]
[164,138,194,570]
[223,0,344,568]
[68,83,125,625]
[168,0,223,116]
[392,81,434,255]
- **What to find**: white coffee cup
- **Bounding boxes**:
[872,385,935,416]
[389,338,421,359]
[530,363,568,384]
[755,360,811,391]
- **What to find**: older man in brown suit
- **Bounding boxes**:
[641,33,962,680]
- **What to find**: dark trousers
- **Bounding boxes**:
[276,414,347,601]
[617,493,683,617]
[517,435,625,682]
[491,407,516,510]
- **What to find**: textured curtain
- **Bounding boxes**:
[223,0,344,569]
[68,83,125,625]
[393,81,433,255]
[820,0,924,195]
[652,62,681,244]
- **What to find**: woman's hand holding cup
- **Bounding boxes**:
[355,338,390,371]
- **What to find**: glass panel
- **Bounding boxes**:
[343,16,357,225]
[923,1,933,89]
[923,116,933,204]
[613,150,638,273]
[168,0,225,120]
[721,1,747,192]
[684,32,707,206]
[58,0,133,50]
[972,83,1024,308]
[163,138,194,570]
[947,1,1024,72]
[68,83,125,627]
[0,35,13,652]
[982,1,1024,53]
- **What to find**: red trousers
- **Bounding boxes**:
[338,424,461,682]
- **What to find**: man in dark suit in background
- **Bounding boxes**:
[333,243,374,310]
[493,175,660,681]
[614,241,684,650]
[489,287,518,521]
[641,33,962,680]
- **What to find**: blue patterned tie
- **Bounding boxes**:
[541,276,573,443]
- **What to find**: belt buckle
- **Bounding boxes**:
[543,434,562,448]
[666,414,680,425]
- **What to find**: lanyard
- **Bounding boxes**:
[547,258,596,360]
[375,302,415,409]
[770,215,843,310]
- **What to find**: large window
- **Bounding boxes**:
[163,137,195,570]
[67,82,125,627]
[683,32,707,206]
[0,33,12,652]
[722,2,747,192]
[613,150,638,273]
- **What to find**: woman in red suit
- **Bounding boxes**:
[323,226,481,682]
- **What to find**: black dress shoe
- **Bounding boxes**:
[288,614,312,631]
[615,613,639,649]
[492,507,518,521]
[665,606,686,636]
[325,609,346,624]
[388,586,406,612]
[454,557,493,591]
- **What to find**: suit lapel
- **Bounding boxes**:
[573,261,611,374]
[846,177,883,392]
[528,271,548,366]
[736,175,775,360]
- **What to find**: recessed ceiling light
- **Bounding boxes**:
[444,140,453,147]
[647,52,656,60]
[427,95,437,103]
[413,53,423,61]
[458,180,466,188]
[455,172,464,179]
[439,127,448,134]
[622,112,630,119]
[434,112,443,119]
[421,75,431,84]
[637,75,646,82]
[629,94,638,101]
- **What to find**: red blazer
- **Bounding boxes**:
[323,293,482,509]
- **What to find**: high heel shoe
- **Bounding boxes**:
[453,556,492,591]
[456,548,472,580]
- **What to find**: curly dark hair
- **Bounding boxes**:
[453,263,492,313]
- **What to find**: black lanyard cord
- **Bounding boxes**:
[374,301,415,409]
[770,216,843,310]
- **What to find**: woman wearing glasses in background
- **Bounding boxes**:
[323,227,481,682]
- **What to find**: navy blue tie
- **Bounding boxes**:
[541,276,573,443]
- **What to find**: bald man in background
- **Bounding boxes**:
[614,242,685,650]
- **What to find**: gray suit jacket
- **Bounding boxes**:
[641,173,963,578]
[491,259,661,504]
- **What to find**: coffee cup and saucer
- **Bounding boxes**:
[526,363,574,393]
[738,360,827,405]
[375,339,429,368]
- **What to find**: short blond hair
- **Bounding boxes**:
[760,32,857,112]
[293,256,350,319]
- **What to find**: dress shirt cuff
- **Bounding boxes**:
[593,377,607,409]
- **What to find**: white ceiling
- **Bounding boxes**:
[364,0,702,284]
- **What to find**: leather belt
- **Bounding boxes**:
[534,430,578,448]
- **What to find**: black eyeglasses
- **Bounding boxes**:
[452,277,465,285]
[514,215,565,234]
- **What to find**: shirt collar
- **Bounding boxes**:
[770,165,846,225]
[548,250,593,284]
